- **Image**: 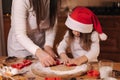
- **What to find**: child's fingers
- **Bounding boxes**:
[63,60,68,64]
[67,59,76,65]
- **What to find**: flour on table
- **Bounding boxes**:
[31,62,88,76]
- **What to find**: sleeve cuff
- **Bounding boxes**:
[29,45,39,55]
[44,41,53,48]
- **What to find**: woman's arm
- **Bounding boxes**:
[44,18,57,58]
[12,0,56,66]
[12,0,39,55]
[44,18,57,48]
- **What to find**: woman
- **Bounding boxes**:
[57,6,107,65]
[7,0,61,67]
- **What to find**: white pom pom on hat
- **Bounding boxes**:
[65,6,107,41]
[99,33,107,41]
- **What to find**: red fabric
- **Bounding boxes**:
[45,77,61,80]
[70,6,103,34]
[87,70,100,77]
[11,59,32,69]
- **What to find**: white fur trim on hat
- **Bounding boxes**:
[65,15,93,33]
[99,33,107,41]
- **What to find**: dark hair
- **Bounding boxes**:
[68,28,92,51]
[29,0,61,30]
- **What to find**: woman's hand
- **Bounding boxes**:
[44,46,57,59]
[35,48,56,67]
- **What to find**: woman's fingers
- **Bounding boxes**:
[46,56,56,66]
[36,51,56,67]
[40,55,56,67]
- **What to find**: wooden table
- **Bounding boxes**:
[0,56,120,80]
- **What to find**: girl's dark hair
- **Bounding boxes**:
[68,29,92,51]
[29,0,61,30]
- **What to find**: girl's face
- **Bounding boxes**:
[72,30,80,37]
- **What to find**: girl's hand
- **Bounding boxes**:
[67,55,88,66]
[44,46,57,59]
[66,58,78,65]
[35,48,56,67]
[60,53,71,64]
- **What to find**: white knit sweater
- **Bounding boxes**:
[7,0,57,57]
[57,31,100,62]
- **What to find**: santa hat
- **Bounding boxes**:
[65,6,107,41]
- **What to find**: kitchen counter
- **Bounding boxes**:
[0,56,120,80]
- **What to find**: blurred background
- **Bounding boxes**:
[1,0,120,62]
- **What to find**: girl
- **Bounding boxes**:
[57,6,107,65]
[7,0,61,67]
